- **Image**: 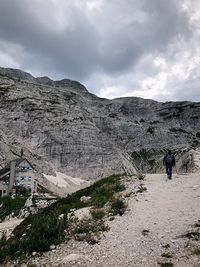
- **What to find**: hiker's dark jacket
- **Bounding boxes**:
[163,154,176,166]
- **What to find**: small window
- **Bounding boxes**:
[3,190,6,194]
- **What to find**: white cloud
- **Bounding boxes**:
[0,0,199,101]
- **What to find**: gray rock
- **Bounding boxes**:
[50,244,56,250]
[80,196,92,204]
[0,67,200,195]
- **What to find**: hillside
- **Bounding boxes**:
[0,67,200,191]
[28,172,200,267]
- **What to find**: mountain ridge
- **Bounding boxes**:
[0,67,199,192]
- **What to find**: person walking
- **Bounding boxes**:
[163,150,176,179]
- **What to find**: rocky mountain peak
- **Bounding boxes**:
[0,67,199,192]
[0,67,35,82]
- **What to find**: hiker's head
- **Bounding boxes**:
[168,150,172,155]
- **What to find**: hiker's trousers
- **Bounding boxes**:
[166,163,173,178]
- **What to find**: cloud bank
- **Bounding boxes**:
[0,0,199,101]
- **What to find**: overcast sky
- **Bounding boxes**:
[0,0,200,101]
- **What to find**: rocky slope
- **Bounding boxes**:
[0,67,199,186]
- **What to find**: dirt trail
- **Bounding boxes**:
[73,173,200,267]
[6,172,200,267]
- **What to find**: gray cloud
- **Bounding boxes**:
[0,0,199,101]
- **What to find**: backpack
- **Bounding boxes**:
[165,154,173,164]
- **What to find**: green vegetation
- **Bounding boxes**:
[0,196,27,221]
[180,231,200,240]
[136,184,147,193]
[161,253,173,259]
[192,248,200,255]
[158,262,173,267]
[90,208,106,221]
[69,217,109,244]
[109,197,127,216]
[0,174,126,262]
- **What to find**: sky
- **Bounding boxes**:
[0,0,200,101]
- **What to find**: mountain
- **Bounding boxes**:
[0,67,199,186]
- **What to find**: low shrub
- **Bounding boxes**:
[68,217,109,244]
[0,173,126,262]
[0,196,27,221]
[109,197,127,216]
[90,208,106,221]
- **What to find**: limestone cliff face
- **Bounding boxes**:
[0,67,199,182]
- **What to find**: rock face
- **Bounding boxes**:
[0,67,200,185]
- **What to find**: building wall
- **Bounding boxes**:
[14,160,37,193]
[0,159,37,197]
[0,175,9,197]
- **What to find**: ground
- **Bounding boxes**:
[1,172,200,266]
[0,218,23,238]
[22,172,200,267]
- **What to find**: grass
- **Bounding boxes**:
[0,173,126,262]
[136,184,147,193]
[0,196,27,221]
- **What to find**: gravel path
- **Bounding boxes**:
[29,172,200,267]
[79,173,200,267]
[0,218,23,238]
